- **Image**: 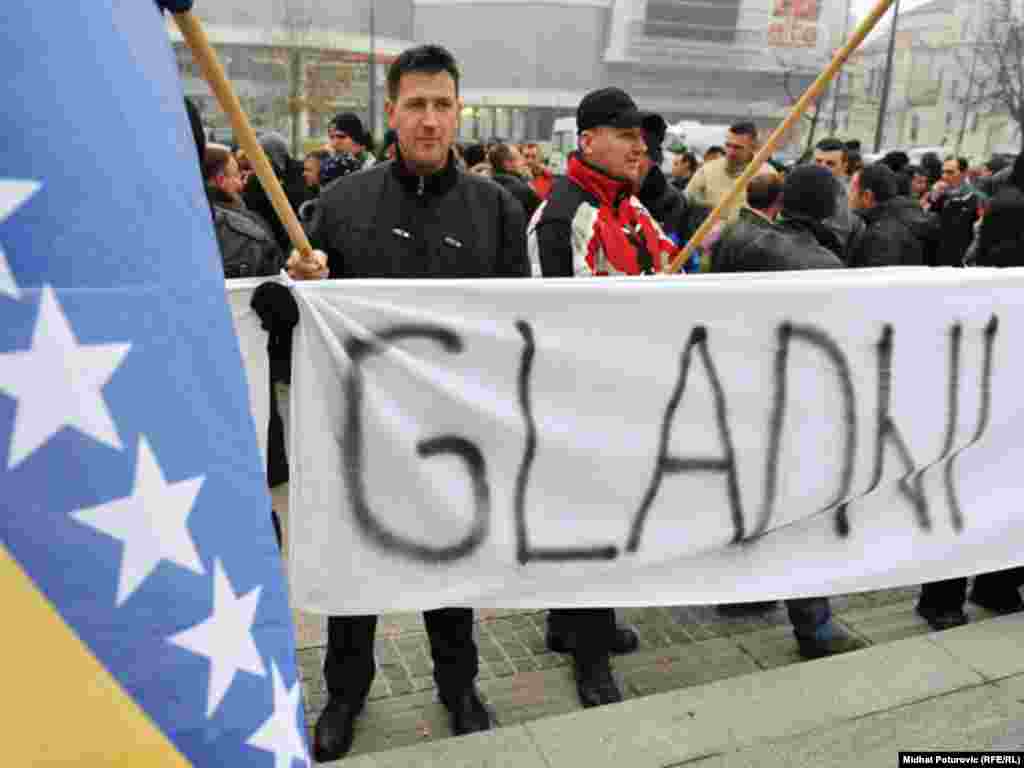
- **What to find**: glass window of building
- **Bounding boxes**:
[494,108,511,141]
[459,106,478,141]
[477,107,494,141]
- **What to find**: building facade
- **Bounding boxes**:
[170,0,855,152]
[416,0,852,147]
[845,0,1021,163]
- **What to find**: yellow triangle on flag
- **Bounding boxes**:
[1,544,191,767]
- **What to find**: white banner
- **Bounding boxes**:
[229,269,1024,615]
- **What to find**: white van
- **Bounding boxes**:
[549,116,577,173]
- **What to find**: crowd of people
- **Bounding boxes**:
[185,41,1024,764]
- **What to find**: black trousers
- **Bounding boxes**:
[324,609,478,705]
[920,567,1024,610]
[547,608,616,660]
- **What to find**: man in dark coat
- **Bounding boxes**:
[636,115,709,263]
[711,166,864,660]
[847,163,939,268]
[287,44,528,763]
[241,132,311,255]
[488,142,542,221]
[710,169,784,273]
[924,157,980,266]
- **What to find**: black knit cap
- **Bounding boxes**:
[329,112,367,145]
[782,165,838,221]
[643,113,667,164]
[578,87,659,133]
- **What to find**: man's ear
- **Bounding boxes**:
[385,99,396,130]
[578,130,594,157]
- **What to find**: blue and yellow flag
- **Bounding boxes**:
[1,2,306,765]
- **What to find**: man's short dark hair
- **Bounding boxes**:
[845,139,862,152]
[945,155,969,172]
[815,137,848,159]
[705,145,725,158]
[728,121,758,140]
[880,150,911,174]
[306,149,331,163]
[488,143,516,175]
[747,173,784,211]
[386,44,460,101]
[463,143,487,168]
[202,144,233,182]
[846,150,863,175]
[857,163,898,204]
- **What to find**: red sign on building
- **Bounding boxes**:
[769,0,820,47]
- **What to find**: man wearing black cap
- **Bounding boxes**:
[527,87,677,277]
[329,112,375,170]
[527,86,677,709]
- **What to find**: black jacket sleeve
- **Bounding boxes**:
[308,189,348,278]
[532,219,574,277]
[498,191,530,277]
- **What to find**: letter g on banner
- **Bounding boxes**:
[341,325,490,563]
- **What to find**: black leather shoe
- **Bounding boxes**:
[547,624,639,656]
[795,628,867,660]
[313,697,363,763]
[968,587,1024,614]
[574,655,623,708]
[916,601,968,631]
[441,687,491,736]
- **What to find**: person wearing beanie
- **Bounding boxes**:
[528,85,677,712]
[329,112,376,170]
[708,163,861,661]
[635,113,709,270]
[708,166,843,271]
[240,132,310,254]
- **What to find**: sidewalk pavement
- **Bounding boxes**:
[272,487,1023,766]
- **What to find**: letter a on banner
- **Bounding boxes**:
[1,3,307,766]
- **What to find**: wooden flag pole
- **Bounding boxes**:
[173,11,314,261]
[667,0,897,275]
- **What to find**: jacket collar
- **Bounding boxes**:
[390,146,460,198]
[859,197,913,225]
[741,206,776,226]
[206,184,243,210]
[567,153,632,209]
[638,165,669,207]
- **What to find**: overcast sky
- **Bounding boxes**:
[850,0,932,21]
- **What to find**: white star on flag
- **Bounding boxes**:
[71,436,206,605]
[0,179,41,299]
[169,559,266,717]
[247,661,309,768]
[0,284,130,468]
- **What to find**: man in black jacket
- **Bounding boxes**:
[711,166,864,660]
[242,132,311,256]
[636,115,709,264]
[288,44,528,763]
[203,144,285,279]
[847,163,939,268]
[488,142,542,222]
[925,157,980,266]
[710,169,784,273]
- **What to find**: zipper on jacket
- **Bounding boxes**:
[418,176,425,197]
